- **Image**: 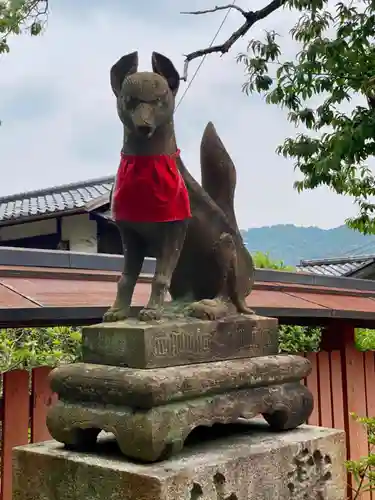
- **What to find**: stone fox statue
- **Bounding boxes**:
[103,51,255,322]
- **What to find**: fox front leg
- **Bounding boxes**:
[139,220,188,321]
[103,225,145,322]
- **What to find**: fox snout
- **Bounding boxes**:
[132,103,156,138]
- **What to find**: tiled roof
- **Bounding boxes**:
[297,255,375,277]
[0,176,114,224]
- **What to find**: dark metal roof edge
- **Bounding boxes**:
[1,246,375,292]
[0,305,317,324]
[1,304,375,329]
[85,193,111,212]
[0,176,115,204]
[344,259,375,277]
[0,247,155,275]
[257,267,375,291]
[91,211,112,222]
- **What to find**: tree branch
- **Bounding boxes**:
[1,0,49,43]
[181,0,285,80]
[181,4,248,17]
[362,76,375,111]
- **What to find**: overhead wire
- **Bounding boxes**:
[338,238,375,258]
[175,0,237,112]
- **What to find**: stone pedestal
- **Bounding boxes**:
[47,354,313,462]
[47,314,314,462]
[13,422,346,500]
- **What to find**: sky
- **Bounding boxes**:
[0,0,365,229]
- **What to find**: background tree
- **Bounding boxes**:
[252,250,293,270]
[184,0,375,234]
[252,250,322,352]
[0,0,48,54]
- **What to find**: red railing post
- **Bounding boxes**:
[321,321,372,500]
[0,370,29,500]
[30,367,56,443]
[305,352,320,426]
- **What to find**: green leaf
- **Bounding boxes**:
[30,21,42,36]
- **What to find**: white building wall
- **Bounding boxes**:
[61,214,97,253]
[0,218,57,241]
[0,213,98,253]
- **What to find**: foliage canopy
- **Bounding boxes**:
[0,0,47,54]
[185,0,375,234]
[239,0,375,234]
[0,326,81,374]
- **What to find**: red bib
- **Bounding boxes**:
[112,149,191,223]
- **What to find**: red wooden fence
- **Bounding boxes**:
[0,367,55,500]
[305,322,375,500]
[0,322,373,500]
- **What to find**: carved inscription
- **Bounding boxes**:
[151,322,276,358]
[222,324,274,351]
[152,330,212,357]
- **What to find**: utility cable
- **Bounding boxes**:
[175,0,237,111]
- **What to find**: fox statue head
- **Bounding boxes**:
[110,51,180,141]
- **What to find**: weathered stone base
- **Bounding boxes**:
[82,314,278,368]
[49,354,311,408]
[13,422,346,500]
[47,382,313,462]
[47,355,313,462]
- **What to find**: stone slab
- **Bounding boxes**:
[47,381,313,462]
[81,314,278,368]
[49,354,311,408]
[13,422,346,500]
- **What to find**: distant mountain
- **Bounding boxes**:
[241,224,375,266]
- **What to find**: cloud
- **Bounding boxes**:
[0,0,361,229]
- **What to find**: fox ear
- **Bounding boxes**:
[151,52,180,96]
[110,51,138,97]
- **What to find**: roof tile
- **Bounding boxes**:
[297,256,375,277]
[0,176,114,223]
